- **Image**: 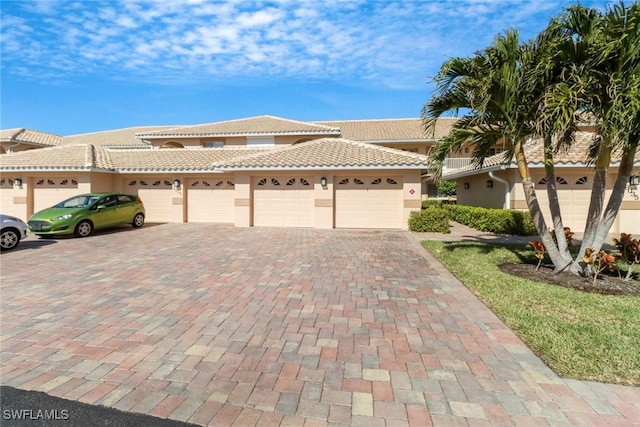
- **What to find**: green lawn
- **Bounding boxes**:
[422,241,640,385]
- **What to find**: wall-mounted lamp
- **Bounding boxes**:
[14,178,22,187]
[173,179,181,189]
[486,180,493,188]
[320,177,327,187]
[463,182,470,189]
[630,175,640,186]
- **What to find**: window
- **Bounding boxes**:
[338,178,349,185]
[538,176,568,185]
[203,142,224,148]
[247,136,275,147]
[117,195,135,205]
[576,176,588,185]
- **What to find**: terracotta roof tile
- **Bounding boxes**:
[62,126,173,147]
[214,138,430,170]
[443,132,640,179]
[109,147,271,172]
[0,128,62,147]
[137,115,341,138]
[314,118,457,142]
[0,144,111,170]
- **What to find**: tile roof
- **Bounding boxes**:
[0,128,62,147]
[314,118,457,142]
[136,115,341,138]
[443,132,640,179]
[109,147,270,172]
[0,144,113,171]
[214,138,430,171]
[62,126,172,148]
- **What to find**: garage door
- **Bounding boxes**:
[128,179,174,223]
[1,178,24,219]
[253,177,314,227]
[335,176,403,229]
[34,178,80,212]
[535,175,589,233]
[188,178,235,223]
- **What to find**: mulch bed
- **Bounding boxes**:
[500,262,640,296]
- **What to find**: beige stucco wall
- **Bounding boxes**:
[456,167,640,234]
[455,171,511,209]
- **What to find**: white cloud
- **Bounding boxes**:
[0,0,611,89]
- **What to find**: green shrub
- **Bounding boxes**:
[437,180,457,197]
[421,199,456,209]
[442,205,536,235]
[408,208,450,233]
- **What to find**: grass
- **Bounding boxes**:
[422,241,640,385]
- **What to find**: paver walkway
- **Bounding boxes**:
[1,224,638,426]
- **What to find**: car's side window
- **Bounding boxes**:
[117,195,133,205]
[100,196,117,207]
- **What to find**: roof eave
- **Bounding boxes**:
[136,130,341,139]
[214,164,428,172]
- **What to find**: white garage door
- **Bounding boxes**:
[128,179,174,223]
[253,177,314,227]
[34,178,80,212]
[536,175,589,233]
[335,176,403,229]
[188,178,235,223]
[1,178,24,219]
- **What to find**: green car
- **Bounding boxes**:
[28,193,145,237]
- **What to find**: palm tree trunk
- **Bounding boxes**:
[543,136,570,257]
[590,146,637,253]
[570,147,611,274]
[516,141,573,272]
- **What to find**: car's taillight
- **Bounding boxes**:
[138,197,144,205]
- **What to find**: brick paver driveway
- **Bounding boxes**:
[1,224,638,426]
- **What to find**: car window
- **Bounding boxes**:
[99,196,117,207]
[56,195,99,208]
[116,195,134,205]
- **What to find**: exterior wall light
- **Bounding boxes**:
[320,177,327,187]
[173,179,181,189]
[630,175,640,186]
[14,178,22,187]
[463,182,470,189]
[486,180,493,188]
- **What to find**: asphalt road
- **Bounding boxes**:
[0,386,196,427]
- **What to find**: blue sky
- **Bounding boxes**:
[1,0,609,136]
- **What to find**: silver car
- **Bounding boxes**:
[1,214,28,251]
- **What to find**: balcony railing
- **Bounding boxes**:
[443,157,473,170]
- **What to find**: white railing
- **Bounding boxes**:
[444,157,473,170]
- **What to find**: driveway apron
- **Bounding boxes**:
[1,224,638,426]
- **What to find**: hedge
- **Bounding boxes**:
[442,204,537,235]
[421,199,457,209]
[408,208,450,233]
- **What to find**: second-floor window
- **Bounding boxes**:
[247,137,275,147]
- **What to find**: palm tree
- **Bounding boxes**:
[423,30,573,271]
[539,2,640,273]
[423,1,639,275]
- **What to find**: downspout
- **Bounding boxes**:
[489,171,510,209]
[5,142,21,153]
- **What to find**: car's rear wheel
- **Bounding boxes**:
[74,220,93,237]
[0,228,20,251]
[132,213,145,228]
